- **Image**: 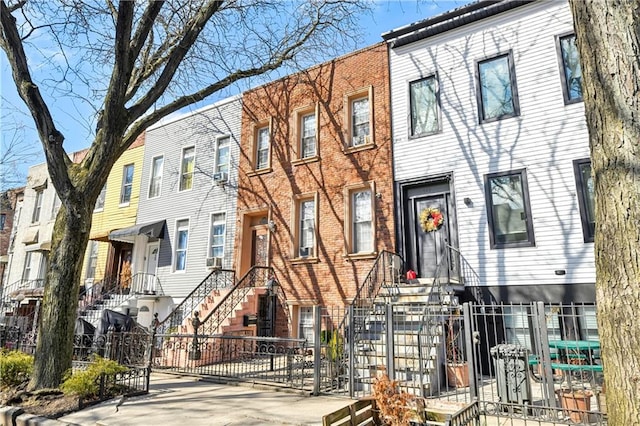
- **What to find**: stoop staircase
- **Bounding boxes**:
[342,245,477,398]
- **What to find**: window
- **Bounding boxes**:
[95,185,106,211]
[484,169,535,248]
[558,34,583,103]
[0,214,5,231]
[351,189,373,253]
[174,219,189,271]
[297,198,316,258]
[148,156,164,198]
[22,251,32,280]
[180,147,195,191]
[31,190,43,223]
[351,97,370,147]
[209,213,226,258]
[298,306,314,344]
[215,137,230,175]
[51,195,61,219]
[477,53,519,122]
[574,159,595,242]
[120,164,134,205]
[255,126,270,170]
[410,75,439,136]
[300,113,317,158]
[85,241,99,279]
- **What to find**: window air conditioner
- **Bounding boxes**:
[213,172,228,184]
[206,257,223,269]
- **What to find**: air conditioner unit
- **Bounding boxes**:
[206,257,223,269]
[213,172,228,184]
[299,247,311,258]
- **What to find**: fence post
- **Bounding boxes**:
[385,304,395,380]
[312,305,321,395]
[463,302,477,400]
[348,305,355,398]
[533,301,558,411]
[105,324,115,360]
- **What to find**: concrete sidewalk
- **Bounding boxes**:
[59,373,351,426]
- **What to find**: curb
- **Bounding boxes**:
[0,406,79,426]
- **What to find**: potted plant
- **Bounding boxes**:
[556,386,593,423]
[444,312,469,388]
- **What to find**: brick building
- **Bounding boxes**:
[236,43,395,339]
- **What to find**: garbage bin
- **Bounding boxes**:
[490,344,532,405]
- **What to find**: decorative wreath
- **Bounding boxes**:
[419,207,444,232]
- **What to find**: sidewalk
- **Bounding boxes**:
[59,373,351,426]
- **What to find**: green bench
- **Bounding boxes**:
[550,362,603,373]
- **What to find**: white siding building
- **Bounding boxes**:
[138,96,242,299]
[384,0,594,303]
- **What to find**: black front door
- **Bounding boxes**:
[402,179,458,280]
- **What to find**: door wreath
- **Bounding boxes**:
[419,207,444,232]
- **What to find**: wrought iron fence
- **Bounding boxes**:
[150,332,309,390]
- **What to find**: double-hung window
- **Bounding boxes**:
[209,213,226,259]
[351,97,370,147]
[298,198,316,258]
[215,136,230,175]
[120,164,134,205]
[180,147,195,191]
[95,185,106,211]
[51,195,61,219]
[410,75,439,136]
[174,219,190,271]
[352,189,373,253]
[298,306,314,344]
[484,169,535,248]
[477,52,519,122]
[557,34,583,103]
[574,159,595,242]
[255,127,270,170]
[85,241,99,279]
[148,156,164,198]
[22,252,33,281]
[32,190,43,223]
[300,113,317,159]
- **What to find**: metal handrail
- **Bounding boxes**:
[200,266,272,335]
[156,268,235,333]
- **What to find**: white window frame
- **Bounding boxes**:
[255,126,270,170]
[179,146,195,192]
[50,195,61,220]
[293,194,318,259]
[208,212,226,259]
[85,240,99,280]
[300,111,317,159]
[31,189,43,223]
[174,218,190,272]
[352,189,373,254]
[148,155,164,199]
[120,163,134,205]
[344,182,376,256]
[22,251,33,281]
[95,185,107,211]
[214,136,231,175]
[298,306,315,344]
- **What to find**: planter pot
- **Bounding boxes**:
[557,389,592,423]
[445,362,469,388]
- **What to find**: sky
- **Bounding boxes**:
[0,0,468,189]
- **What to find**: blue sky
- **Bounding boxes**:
[0,0,468,185]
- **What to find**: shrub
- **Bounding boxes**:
[372,374,415,426]
[61,356,127,399]
[0,350,34,388]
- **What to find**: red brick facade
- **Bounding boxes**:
[236,43,394,311]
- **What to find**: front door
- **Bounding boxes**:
[251,227,268,267]
[403,179,458,280]
[145,243,159,276]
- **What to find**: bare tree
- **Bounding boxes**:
[0,0,370,389]
[0,108,40,190]
[569,0,640,423]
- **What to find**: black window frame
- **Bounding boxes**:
[556,33,583,104]
[409,74,441,138]
[475,51,520,124]
[573,158,595,242]
[484,169,535,249]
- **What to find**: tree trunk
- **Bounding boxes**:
[569,1,640,424]
[29,199,93,389]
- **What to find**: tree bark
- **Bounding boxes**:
[569,1,640,424]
